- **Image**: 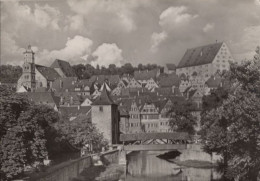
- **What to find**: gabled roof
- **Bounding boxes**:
[59,92,81,105]
[59,106,91,117]
[153,100,168,112]
[89,74,120,86]
[205,76,223,88]
[166,64,176,70]
[177,42,223,68]
[158,74,180,87]
[50,59,77,77]
[92,88,115,105]
[134,69,159,81]
[36,64,61,81]
[52,77,78,92]
[188,89,197,99]
[154,87,172,95]
[26,92,60,108]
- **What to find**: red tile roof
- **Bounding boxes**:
[178,42,223,68]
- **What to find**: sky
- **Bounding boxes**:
[1,0,260,67]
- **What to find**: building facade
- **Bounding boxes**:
[176,42,234,79]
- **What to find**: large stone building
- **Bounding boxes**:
[17,45,76,92]
[176,42,234,79]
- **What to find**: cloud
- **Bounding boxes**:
[91,43,124,67]
[203,23,215,32]
[67,15,85,31]
[0,32,25,65]
[66,0,148,33]
[232,25,260,61]
[2,2,62,34]
[255,0,260,6]
[159,6,198,30]
[150,31,168,52]
[37,35,93,65]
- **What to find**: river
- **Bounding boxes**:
[124,151,222,181]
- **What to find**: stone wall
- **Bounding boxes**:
[101,150,119,165]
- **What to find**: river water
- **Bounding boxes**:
[124,151,222,181]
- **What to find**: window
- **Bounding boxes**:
[99,106,103,112]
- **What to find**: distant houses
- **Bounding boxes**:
[16,42,234,145]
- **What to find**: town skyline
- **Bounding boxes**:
[1,0,260,67]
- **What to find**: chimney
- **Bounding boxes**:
[137,91,139,96]
[78,105,80,110]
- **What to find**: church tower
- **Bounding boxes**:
[20,45,36,90]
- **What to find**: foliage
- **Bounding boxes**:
[0,86,60,180]
[55,114,108,152]
[72,63,163,79]
[0,65,22,83]
[168,100,197,135]
[201,48,260,181]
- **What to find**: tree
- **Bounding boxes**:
[0,65,22,83]
[201,50,260,181]
[0,86,61,180]
[72,64,86,79]
[168,99,197,135]
[55,114,108,152]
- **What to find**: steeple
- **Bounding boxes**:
[23,45,35,64]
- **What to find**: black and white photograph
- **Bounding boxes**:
[0,0,260,180]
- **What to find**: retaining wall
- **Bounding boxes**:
[101,150,119,165]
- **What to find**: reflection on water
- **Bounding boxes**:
[125,151,221,181]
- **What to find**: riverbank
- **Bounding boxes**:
[76,163,125,181]
[170,159,217,168]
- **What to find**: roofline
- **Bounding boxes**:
[177,42,224,68]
